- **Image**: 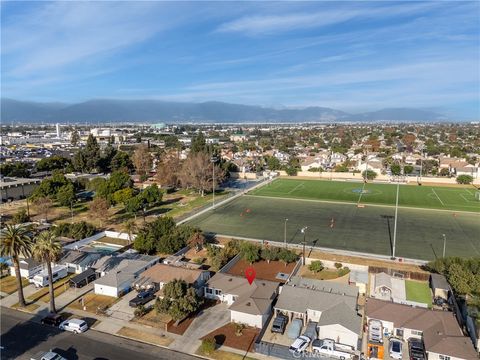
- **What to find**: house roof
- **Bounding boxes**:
[366,298,476,358]
[70,268,96,285]
[287,276,359,298]
[317,302,362,335]
[17,257,42,270]
[275,284,357,315]
[207,273,278,316]
[349,270,369,284]
[60,250,102,267]
[374,272,392,290]
[430,273,450,291]
[137,263,206,285]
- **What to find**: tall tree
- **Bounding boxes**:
[191,133,207,154]
[111,151,134,172]
[32,196,53,221]
[70,130,80,146]
[156,156,181,188]
[0,224,33,307]
[31,231,62,313]
[180,152,224,196]
[89,197,109,227]
[123,219,137,244]
[132,144,152,179]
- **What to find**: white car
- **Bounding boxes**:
[289,335,311,355]
[31,350,67,360]
[59,318,88,334]
[389,338,403,359]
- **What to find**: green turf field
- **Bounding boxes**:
[405,280,432,304]
[250,178,480,212]
[188,195,480,261]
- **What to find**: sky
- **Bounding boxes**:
[1,1,479,119]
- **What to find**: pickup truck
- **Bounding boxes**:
[129,290,155,307]
[31,350,67,360]
[271,314,288,334]
[312,339,355,360]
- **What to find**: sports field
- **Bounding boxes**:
[188,179,480,261]
[250,179,480,212]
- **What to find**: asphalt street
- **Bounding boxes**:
[0,307,202,360]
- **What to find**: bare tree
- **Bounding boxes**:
[156,156,181,188]
[132,144,153,179]
[33,196,53,221]
[89,197,109,227]
[180,152,224,196]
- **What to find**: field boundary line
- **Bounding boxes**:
[214,233,428,265]
[287,182,305,194]
[245,194,480,214]
[431,188,445,206]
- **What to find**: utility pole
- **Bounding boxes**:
[284,218,289,247]
[419,150,424,184]
[442,234,447,258]
[392,181,400,259]
[301,226,308,265]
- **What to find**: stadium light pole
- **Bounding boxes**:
[284,218,289,247]
[442,234,447,258]
[211,156,216,209]
[301,226,308,265]
[391,181,400,260]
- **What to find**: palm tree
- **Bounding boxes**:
[0,224,33,307]
[123,219,137,245]
[31,230,62,313]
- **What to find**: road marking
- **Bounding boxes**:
[431,188,445,206]
[288,182,305,194]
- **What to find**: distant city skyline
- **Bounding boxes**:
[1,1,479,119]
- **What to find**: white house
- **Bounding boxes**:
[366,298,477,360]
[275,277,361,350]
[9,257,43,279]
[204,273,278,328]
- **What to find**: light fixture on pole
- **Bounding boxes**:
[301,226,308,265]
[211,156,217,209]
[391,181,400,260]
[284,218,289,247]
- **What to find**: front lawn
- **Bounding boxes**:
[68,293,117,313]
[117,327,173,347]
[0,276,29,294]
[300,266,350,281]
[27,275,73,303]
[201,323,260,352]
[196,347,256,360]
[405,280,432,304]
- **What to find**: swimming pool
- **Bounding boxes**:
[86,241,124,253]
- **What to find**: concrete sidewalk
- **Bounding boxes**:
[0,283,38,308]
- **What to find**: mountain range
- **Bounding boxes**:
[0,98,450,124]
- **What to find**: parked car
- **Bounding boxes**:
[41,313,64,327]
[434,297,447,306]
[389,338,403,359]
[129,290,155,307]
[59,318,88,334]
[30,351,67,360]
[287,318,303,339]
[289,335,311,355]
[271,314,288,334]
[408,338,426,360]
[312,339,355,360]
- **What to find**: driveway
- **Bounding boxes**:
[169,302,230,354]
[106,291,156,321]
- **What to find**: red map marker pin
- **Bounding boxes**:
[245,266,256,285]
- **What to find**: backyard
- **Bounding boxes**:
[405,280,432,304]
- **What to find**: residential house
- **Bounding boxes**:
[93,254,159,297]
[9,257,43,279]
[430,273,450,301]
[204,273,279,328]
[275,277,361,350]
[371,272,394,301]
[366,298,477,360]
[59,249,103,274]
[349,270,369,295]
[133,263,210,295]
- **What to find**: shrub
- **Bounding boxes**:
[308,260,324,273]
[53,221,97,240]
[337,267,350,277]
[134,304,148,318]
[193,257,205,265]
[457,175,473,184]
[234,323,245,336]
[12,208,30,224]
[200,338,216,354]
[334,262,343,269]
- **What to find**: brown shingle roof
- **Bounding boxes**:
[139,263,206,285]
[366,299,476,358]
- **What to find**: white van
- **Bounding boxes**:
[59,318,89,334]
[33,265,68,288]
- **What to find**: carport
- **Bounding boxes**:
[69,268,97,288]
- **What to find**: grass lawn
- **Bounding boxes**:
[132,309,171,329]
[11,302,40,312]
[250,178,480,212]
[196,347,256,360]
[68,293,117,313]
[188,195,480,261]
[27,275,73,303]
[117,327,173,347]
[95,237,130,246]
[0,276,29,294]
[405,280,432,304]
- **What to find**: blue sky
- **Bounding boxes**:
[1,1,479,118]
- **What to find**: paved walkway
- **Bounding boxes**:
[170,303,230,354]
[0,283,38,307]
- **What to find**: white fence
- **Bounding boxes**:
[64,230,136,250]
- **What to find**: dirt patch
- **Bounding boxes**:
[132,308,171,330]
[196,347,256,360]
[68,293,117,313]
[0,276,29,294]
[299,266,350,282]
[117,326,173,346]
[226,259,296,283]
[201,322,260,352]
